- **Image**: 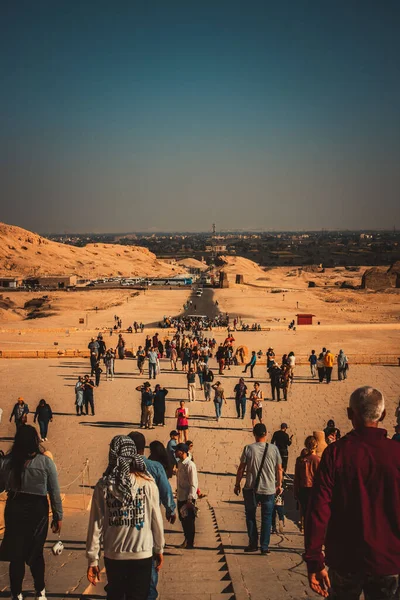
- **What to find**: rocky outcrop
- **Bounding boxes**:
[361,267,396,291]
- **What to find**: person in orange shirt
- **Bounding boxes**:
[323,350,335,384]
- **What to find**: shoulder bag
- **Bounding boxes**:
[243,443,269,510]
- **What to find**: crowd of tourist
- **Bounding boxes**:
[1,315,400,600]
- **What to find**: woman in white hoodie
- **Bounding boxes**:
[86,435,164,600]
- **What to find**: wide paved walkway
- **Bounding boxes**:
[0,357,399,599]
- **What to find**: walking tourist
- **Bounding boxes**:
[0,425,62,600]
[316,352,326,383]
[324,349,334,383]
[167,430,179,470]
[175,443,198,550]
[294,435,320,535]
[212,381,226,422]
[305,386,400,599]
[250,382,263,427]
[234,378,247,419]
[149,440,174,479]
[97,334,106,359]
[266,347,275,369]
[268,362,282,401]
[308,350,317,378]
[281,364,291,400]
[272,485,285,534]
[175,401,189,443]
[288,351,296,380]
[9,397,29,430]
[128,432,176,600]
[153,385,168,426]
[337,349,348,381]
[197,355,206,390]
[148,348,158,380]
[116,334,126,360]
[86,435,164,600]
[187,368,196,402]
[75,376,85,415]
[33,399,53,442]
[104,349,115,380]
[243,351,257,378]
[271,423,293,473]
[136,346,145,375]
[170,346,178,371]
[234,423,283,554]
[94,361,103,387]
[88,338,99,375]
[83,375,95,416]
[203,366,214,401]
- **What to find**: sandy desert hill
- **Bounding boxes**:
[217,255,268,282]
[0,222,183,279]
[178,258,208,271]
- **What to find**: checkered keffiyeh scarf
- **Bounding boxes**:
[103,435,146,505]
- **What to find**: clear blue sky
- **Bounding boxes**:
[1,0,399,232]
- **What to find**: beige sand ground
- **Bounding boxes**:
[1,269,399,359]
[0,356,399,600]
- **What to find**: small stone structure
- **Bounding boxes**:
[361,268,396,291]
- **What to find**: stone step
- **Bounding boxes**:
[160,595,235,600]
[158,502,236,599]
[159,581,234,595]
[161,571,231,582]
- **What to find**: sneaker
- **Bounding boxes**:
[244,545,258,552]
[178,540,187,549]
[35,590,47,600]
[261,549,271,555]
[44,438,48,442]
[12,594,23,600]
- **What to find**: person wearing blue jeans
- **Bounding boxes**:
[148,348,158,380]
[234,423,283,554]
[212,382,226,422]
[243,492,275,552]
[128,431,176,600]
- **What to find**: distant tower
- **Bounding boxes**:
[211,223,217,265]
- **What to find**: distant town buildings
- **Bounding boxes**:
[44,230,400,269]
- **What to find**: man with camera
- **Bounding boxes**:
[175,443,198,550]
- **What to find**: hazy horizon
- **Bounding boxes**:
[1,1,400,233]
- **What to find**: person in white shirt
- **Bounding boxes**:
[86,435,164,600]
[175,443,199,549]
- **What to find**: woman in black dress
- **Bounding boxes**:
[153,385,168,426]
[0,426,62,600]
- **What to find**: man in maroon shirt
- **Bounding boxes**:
[305,386,400,599]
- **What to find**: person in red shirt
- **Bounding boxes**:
[305,386,400,599]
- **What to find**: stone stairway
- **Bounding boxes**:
[81,501,236,600]
[158,501,235,600]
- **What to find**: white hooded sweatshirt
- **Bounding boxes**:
[86,473,164,567]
